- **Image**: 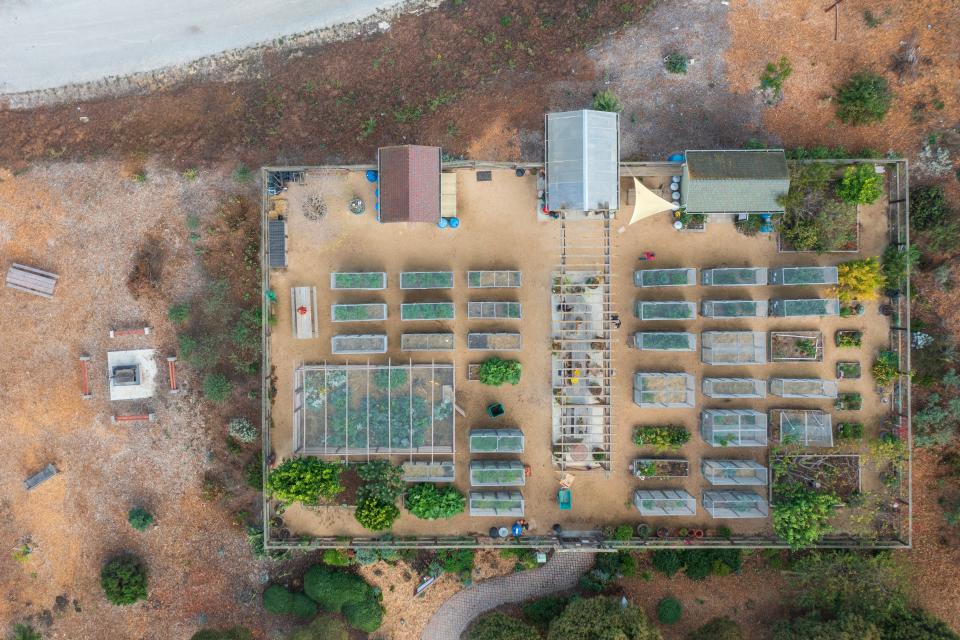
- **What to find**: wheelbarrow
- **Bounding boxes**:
[486,403,505,418]
[558,487,572,511]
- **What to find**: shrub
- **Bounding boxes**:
[522,595,570,627]
[127,507,153,532]
[651,549,683,577]
[357,460,404,503]
[478,357,522,385]
[772,483,839,548]
[759,56,792,101]
[592,90,623,113]
[881,244,919,293]
[437,548,475,575]
[687,616,743,640]
[580,551,635,592]
[355,496,400,531]
[353,547,398,565]
[267,458,343,505]
[101,554,148,605]
[233,164,252,183]
[467,612,538,640]
[262,584,294,614]
[910,185,948,230]
[228,417,257,443]
[244,453,263,490]
[202,373,233,403]
[665,53,689,74]
[837,257,885,302]
[303,565,371,612]
[342,598,385,633]
[548,596,660,640]
[633,425,690,450]
[611,523,634,540]
[837,423,864,440]
[322,549,352,566]
[168,303,190,325]
[835,72,893,125]
[287,616,349,640]
[680,549,742,580]
[9,624,42,640]
[405,484,465,519]
[791,551,908,622]
[657,597,683,624]
[836,164,884,204]
[872,350,899,386]
[190,629,253,640]
[501,547,539,572]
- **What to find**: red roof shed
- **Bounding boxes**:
[377,145,442,223]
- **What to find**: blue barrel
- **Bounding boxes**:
[448,217,460,228]
[374,188,379,198]
[437,217,449,229]
[374,201,379,211]
[365,170,378,183]
[668,153,685,162]
[511,523,523,537]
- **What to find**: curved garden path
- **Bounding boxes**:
[421,551,595,640]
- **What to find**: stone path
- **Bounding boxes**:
[421,551,595,640]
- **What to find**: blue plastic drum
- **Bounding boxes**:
[448,217,460,228]
[365,170,378,183]
[437,217,449,229]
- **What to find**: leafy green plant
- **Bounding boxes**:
[881,243,919,293]
[357,461,404,503]
[262,585,317,618]
[127,507,153,532]
[522,595,569,627]
[838,257,885,302]
[665,53,689,74]
[651,549,683,577]
[202,373,233,403]
[772,483,839,548]
[233,164,252,183]
[322,549,352,566]
[611,523,633,541]
[478,357,521,385]
[437,548,475,575]
[835,72,893,125]
[228,417,257,443]
[267,458,343,505]
[405,484,465,519]
[580,551,636,592]
[835,330,863,347]
[168,303,190,325]
[9,624,42,640]
[592,90,623,112]
[687,616,743,640]
[372,368,407,389]
[244,452,263,490]
[302,566,383,633]
[759,56,792,101]
[548,596,660,640]
[355,497,399,531]
[633,425,690,450]
[835,392,863,411]
[910,185,948,230]
[836,423,864,440]
[101,554,148,605]
[467,612,537,640]
[836,164,884,204]
[872,350,899,386]
[657,596,683,624]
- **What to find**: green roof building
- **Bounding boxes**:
[680,149,790,214]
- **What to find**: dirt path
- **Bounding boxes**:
[420,552,594,640]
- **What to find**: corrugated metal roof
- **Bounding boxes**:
[378,145,441,223]
[546,110,619,212]
[681,149,790,213]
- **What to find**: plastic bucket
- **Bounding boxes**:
[365,170,378,183]
[448,217,460,228]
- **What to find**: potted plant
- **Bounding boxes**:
[656,527,669,539]
[636,523,651,539]
[678,527,689,538]
[692,529,704,538]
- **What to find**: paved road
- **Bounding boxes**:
[0,0,406,94]
[421,551,595,640]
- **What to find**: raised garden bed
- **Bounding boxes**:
[837,361,861,379]
[770,298,840,317]
[634,268,696,287]
[635,301,696,320]
[769,266,839,286]
[331,303,387,322]
[400,302,455,321]
[469,429,524,453]
[467,301,522,319]
[835,330,863,348]
[634,332,696,351]
[400,271,454,289]
[401,461,456,483]
[469,491,524,516]
[400,333,455,351]
[701,300,769,318]
[770,331,823,362]
[631,458,689,479]
[467,332,522,351]
[330,334,388,354]
[468,270,522,288]
[470,460,526,486]
[835,392,863,411]
[330,272,386,290]
[836,422,864,440]
[702,267,769,286]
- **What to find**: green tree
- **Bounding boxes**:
[405,484,465,519]
[267,458,343,505]
[910,185,948,230]
[9,623,42,640]
[773,613,881,640]
[686,617,742,640]
[190,629,253,640]
[880,244,919,293]
[522,595,570,627]
[772,483,839,548]
[836,164,884,204]
[657,597,682,624]
[467,613,538,640]
[548,596,662,640]
[202,373,233,402]
[342,598,385,633]
[477,357,522,385]
[287,616,349,640]
[790,552,908,622]
[302,565,383,633]
[837,257,885,302]
[100,554,148,605]
[592,90,623,113]
[127,507,153,532]
[263,585,316,618]
[835,72,893,125]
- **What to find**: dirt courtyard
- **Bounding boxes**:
[265,161,900,543]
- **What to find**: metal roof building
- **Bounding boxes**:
[377,145,441,223]
[681,149,790,214]
[545,110,620,212]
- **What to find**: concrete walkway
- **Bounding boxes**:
[421,551,595,640]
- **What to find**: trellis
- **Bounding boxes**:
[701,267,769,286]
[769,266,839,286]
[701,300,768,319]
[702,378,767,399]
[633,332,696,351]
[634,268,696,287]
[701,331,767,365]
[633,489,697,516]
[702,491,769,518]
[702,460,768,486]
[770,378,839,399]
[701,409,768,447]
[771,454,862,500]
[770,331,823,362]
[634,372,696,408]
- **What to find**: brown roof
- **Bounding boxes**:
[377,145,441,223]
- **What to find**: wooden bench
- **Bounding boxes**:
[6,263,58,298]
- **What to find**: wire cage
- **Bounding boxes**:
[701,267,769,286]
[634,268,697,288]
[635,300,697,320]
[633,489,697,516]
[701,409,768,447]
[634,372,696,408]
[469,460,526,487]
[467,270,522,288]
[779,409,834,446]
[634,332,697,351]
[701,460,769,486]
[330,334,388,354]
[702,490,769,518]
[400,271,454,290]
[770,378,839,399]
[702,378,767,399]
[701,300,769,319]
[469,491,524,517]
[701,331,767,365]
[769,266,839,286]
[770,298,840,317]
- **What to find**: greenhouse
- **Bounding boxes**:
[702,378,767,399]
[770,378,839,399]
[469,491,524,517]
[469,460,526,487]
[635,300,697,320]
[770,266,839,286]
[701,300,768,319]
[330,272,387,290]
[400,271,454,289]
[701,331,767,365]
[633,332,696,351]
[634,268,697,288]
[400,333,455,352]
[701,267,769,287]
[701,409,768,447]
[400,302,455,321]
[331,303,388,323]
[634,372,696,408]
[469,429,524,453]
[778,409,834,446]
[633,489,697,516]
[468,332,523,351]
[330,334,388,355]
[770,298,840,317]
[701,460,768,486]
[702,490,769,518]
[402,461,456,482]
[292,362,455,459]
[467,270,522,288]
[467,301,522,319]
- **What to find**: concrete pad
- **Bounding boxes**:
[106,349,157,400]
